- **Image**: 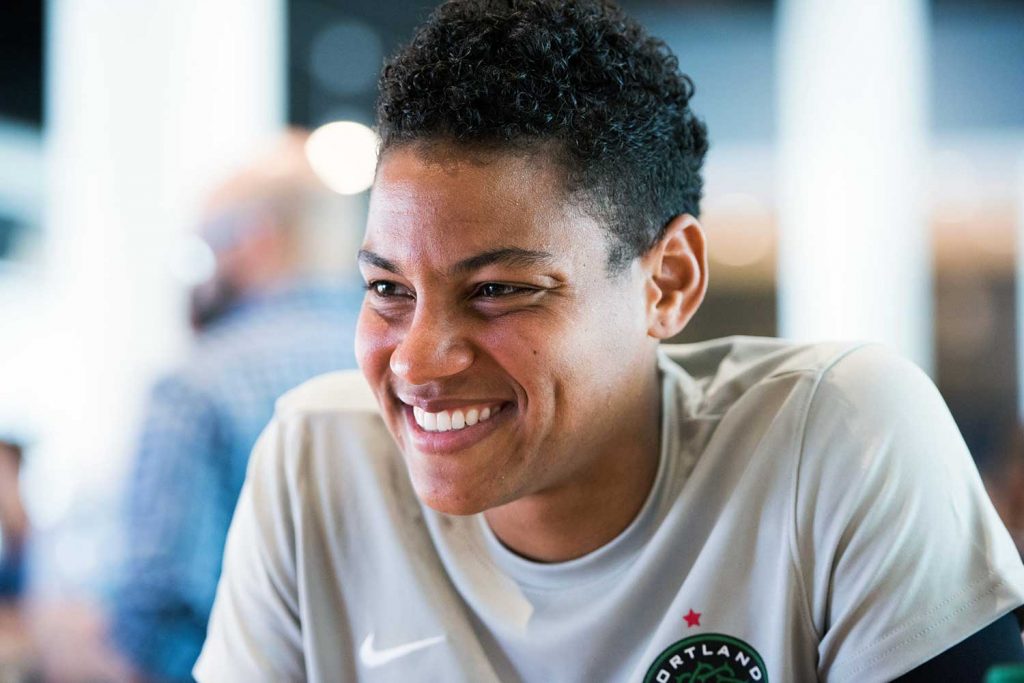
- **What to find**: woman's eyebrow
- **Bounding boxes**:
[357,249,402,275]
[357,247,555,277]
[449,247,555,275]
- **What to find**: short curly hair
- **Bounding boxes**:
[376,0,709,271]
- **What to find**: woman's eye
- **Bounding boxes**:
[367,281,411,298]
[477,283,526,298]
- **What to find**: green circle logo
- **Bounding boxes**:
[643,633,768,683]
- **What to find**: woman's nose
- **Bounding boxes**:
[389,308,474,385]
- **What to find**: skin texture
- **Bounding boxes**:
[356,145,707,562]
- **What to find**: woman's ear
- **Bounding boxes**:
[641,214,709,340]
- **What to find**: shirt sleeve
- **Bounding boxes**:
[192,415,305,683]
[111,375,234,683]
[793,345,1024,683]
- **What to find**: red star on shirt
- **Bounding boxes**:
[683,609,701,628]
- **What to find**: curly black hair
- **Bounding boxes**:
[376,0,709,271]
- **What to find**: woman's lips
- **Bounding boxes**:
[412,402,504,432]
[400,401,513,454]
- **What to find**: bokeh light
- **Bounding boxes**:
[304,121,378,195]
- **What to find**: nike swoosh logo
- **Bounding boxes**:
[359,632,446,668]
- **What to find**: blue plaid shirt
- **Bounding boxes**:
[112,283,363,682]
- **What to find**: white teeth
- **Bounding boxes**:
[412,404,502,432]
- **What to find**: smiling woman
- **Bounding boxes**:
[355,148,705,546]
[193,2,1024,682]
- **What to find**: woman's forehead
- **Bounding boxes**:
[373,146,561,213]
[365,147,607,265]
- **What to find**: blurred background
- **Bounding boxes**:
[0,0,1023,680]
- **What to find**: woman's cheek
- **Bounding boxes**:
[355,309,398,376]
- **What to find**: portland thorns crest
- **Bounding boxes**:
[644,633,768,682]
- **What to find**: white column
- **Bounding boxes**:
[29,0,284,589]
[776,0,932,372]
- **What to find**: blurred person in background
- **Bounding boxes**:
[0,439,31,683]
[0,440,27,600]
[111,130,363,683]
[982,425,1024,558]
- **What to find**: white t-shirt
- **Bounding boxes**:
[194,337,1024,682]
